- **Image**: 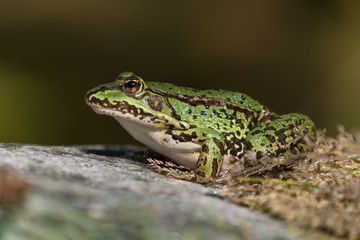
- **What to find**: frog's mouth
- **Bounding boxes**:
[86,94,164,126]
[86,93,190,130]
[86,98,153,119]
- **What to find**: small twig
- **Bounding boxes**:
[295,155,360,169]
[236,176,319,188]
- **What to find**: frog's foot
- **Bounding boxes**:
[147,127,225,184]
[162,168,218,184]
[146,156,220,184]
[162,169,197,182]
[146,158,197,181]
[146,157,191,171]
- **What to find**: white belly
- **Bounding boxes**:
[116,117,201,169]
[91,107,201,169]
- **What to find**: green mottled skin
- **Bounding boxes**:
[85,72,316,183]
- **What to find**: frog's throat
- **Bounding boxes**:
[87,99,190,130]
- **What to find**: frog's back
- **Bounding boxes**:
[146,81,274,119]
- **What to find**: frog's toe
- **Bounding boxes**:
[146,157,196,180]
[164,170,197,182]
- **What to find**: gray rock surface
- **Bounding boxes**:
[0,143,301,240]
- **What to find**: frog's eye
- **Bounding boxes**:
[122,79,144,95]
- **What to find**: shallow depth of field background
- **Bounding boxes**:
[1,1,360,145]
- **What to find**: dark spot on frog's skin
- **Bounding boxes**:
[226,98,231,101]
[196,170,205,178]
[298,145,305,153]
[171,131,197,142]
[290,148,298,155]
[179,122,186,129]
[171,134,184,142]
[277,132,287,144]
[192,89,198,93]
[202,145,210,154]
[243,140,253,152]
[240,122,246,130]
[222,132,231,138]
[237,143,243,153]
[251,130,261,136]
[236,130,241,136]
[219,109,225,112]
[216,123,220,130]
[212,138,225,155]
[212,109,221,118]
[212,158,219,177]
[265,126,277,131]
[226,115,232,119]
[201,95,206,97]
[168,87,173,90]
[230,149,237,156]
[275,148,287,156]
[150,116,158,122]
[201,111,206,116]
[266,134,276,143]
[147,95,164,111]
[289,132,296,140]
[224,135,243,155]
[205,106,209,109]
[256,151,264,159]
[192,115,198,120]
[187,109,192,114]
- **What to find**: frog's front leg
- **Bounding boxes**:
[246,113,316,158]
[163,128,225,183]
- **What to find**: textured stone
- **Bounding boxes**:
[0,144,300,240]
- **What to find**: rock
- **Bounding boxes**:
[0,143,300,240]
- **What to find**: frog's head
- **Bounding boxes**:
[85,72,187,129]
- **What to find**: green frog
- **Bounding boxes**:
[85,72,316,183]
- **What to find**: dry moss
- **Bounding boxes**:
[222,127,360,239]
[148,126,360,239]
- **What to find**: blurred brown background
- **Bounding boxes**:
[1,0,360,145]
